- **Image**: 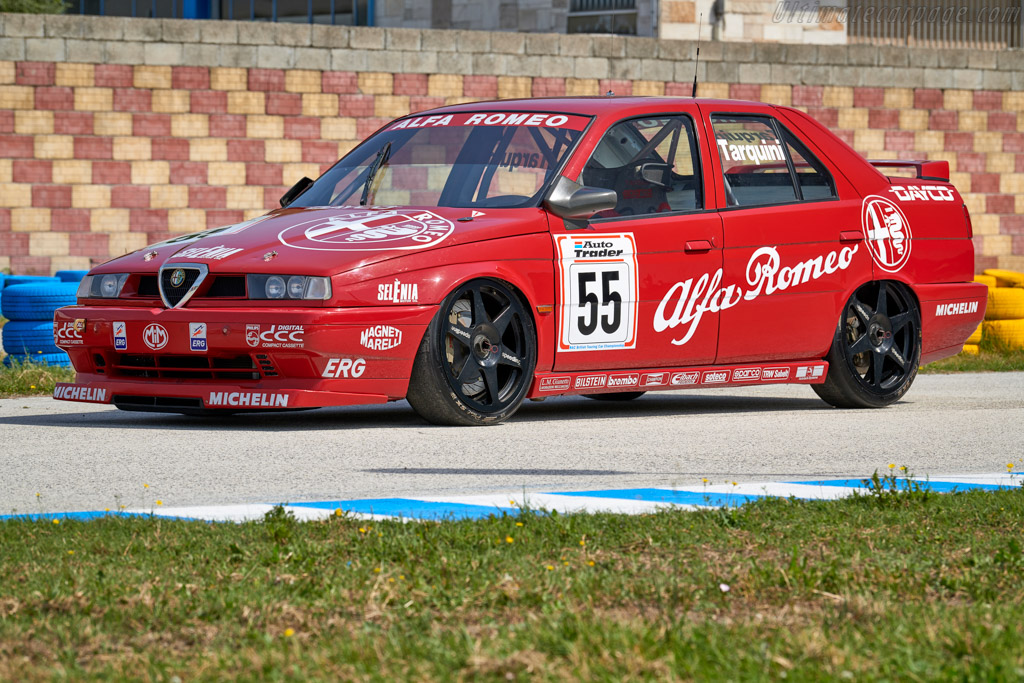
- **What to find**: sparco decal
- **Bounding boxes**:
[246,324,304,348]
[378,279,419,303]
[762,367,790,381]
[732,367,762,382]
[323,358,366,378]
[207,392,289,407]
[278,209,455,252]
[539,376,571,392]
[172,244,242,260]
[53,385,107,402]
[143,323,168,351]
[641,372,667,386]
[113,321,127,350]
[702,370,731,384]
[670,371,700,386]
[655,245,859,346]
[607,373,640,388]
[935,301,980,317]
[360,325,402,351]
[862,195,911,273]
[54,321,83,346]
[888,185,955,202]
[574,375,607,390]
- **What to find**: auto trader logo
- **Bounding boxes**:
[278,209,455,253]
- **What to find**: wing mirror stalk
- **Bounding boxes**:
[280,176,314,207]
[543,176,617,229]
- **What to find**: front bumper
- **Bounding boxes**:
[52,304,436,410]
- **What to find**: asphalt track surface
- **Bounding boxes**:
[1,372,1022,516]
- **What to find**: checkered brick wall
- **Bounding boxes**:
[0,14,1022,274]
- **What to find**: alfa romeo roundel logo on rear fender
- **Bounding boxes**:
[143,323,168,351]
[861,195,912,273]
[277,209,455,252]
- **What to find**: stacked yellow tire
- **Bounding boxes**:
[981,270,1024,351]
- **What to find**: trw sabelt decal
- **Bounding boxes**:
[556,233,639,352]
[862,195,911,273]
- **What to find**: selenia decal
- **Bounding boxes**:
[862,195,911,273]
[278,209,455,252]
[555,233,639,352]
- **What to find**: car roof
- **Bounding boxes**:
[416,96,770,118]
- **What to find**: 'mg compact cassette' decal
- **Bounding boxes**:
[555,233,639,352]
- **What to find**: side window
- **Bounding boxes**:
[581,116,702,218]
[782,130,837,201]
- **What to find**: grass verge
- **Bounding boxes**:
[921,335,1024,374]
[0,356,76,398]
[2,482,1023,680]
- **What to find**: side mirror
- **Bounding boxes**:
[280,176,314,207]
[544,176,617,219]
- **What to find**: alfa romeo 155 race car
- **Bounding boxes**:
[53,97,986,425]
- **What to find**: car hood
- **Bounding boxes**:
[99,206,550,275]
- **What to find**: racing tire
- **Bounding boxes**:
[966,323,983,345]
[973,274,997,289]
[2,320,61,355]
[407,279,537,426]
[2,275,58,289]
[960,344,980,356]
[984,287,1024,321]
[2,352,72,368]
[1,283,79,321]
[983,269,1024,288]
[982,319,1024,350]
[55,270,89,283]
[583,392,647,401]
[813,281,921,409]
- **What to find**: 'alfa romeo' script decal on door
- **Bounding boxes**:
[278,209,455,252]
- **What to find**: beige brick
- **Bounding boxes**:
[90,208,130,233]
[972,213,1000,235]
[0,61,14,85]
[302,93,339,117]
[52,160,92,185]
[984,235,1013,256]
[974,132,1002,153]
[285,70,322,93]
[113,137,151,161]
[915,131,944,153]
[109,233,149,254]
[282,163,321,181]
[227,91,266,115]
[34,135,74,160]
[1017,195,1024,215]
[14,110,54,135]
[50,256,91,272]
[134,66,172,90]
[168,208,206,232]
[320,117,357,141]
[1004,91,1024,112]
[566,78,599,96]
[949,172,971,192]
[93,112,133,137]
[189,138,227,162]
[71,185,111,209]
[854,129,885,153]
[838,108,868,130]
[958,111,987,132]
[497,76,531,100]
[962,193,985,216]
[927,150,958,169]
[337,140,358,157]
[0,159,11,184]
[242,209,266,221]
[210,67,247,91]
[358,72,393,95]
[265,139,303,163]
[150,185,189,209]
[0,85,35,110]
[0,255,9,272]
[998,255,1024,271]
[760,85,791,106]
[29,232,70,257]
[130,161,169,185]
[699,82,730,99]
[171,114,209,138]
[207,162,246,185]
[55,63,95,87]
[986,152,1015,174]
[427,74,463,98]
[11,208,51,232]
[0,183,31,208]
[246,115,284,139]
[443,96,480,106]
[1000,173,1024,194]
[633,80,664,96]
[899,110,928,131]
[943,90,972,111]
[373,95,409,118]
[882,88,913,110]
[823,86,853,108]
[226,186,263,210]
[152,90,190,113]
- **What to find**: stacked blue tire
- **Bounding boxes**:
[2,275,79,368]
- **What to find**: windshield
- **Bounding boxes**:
[290,111,590,210]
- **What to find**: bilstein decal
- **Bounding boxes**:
[278,209,455,253]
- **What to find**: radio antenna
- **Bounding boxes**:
[691,12,703,98]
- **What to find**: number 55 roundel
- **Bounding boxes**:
[555,233,639,352]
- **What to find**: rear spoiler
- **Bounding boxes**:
[868,159,950,182]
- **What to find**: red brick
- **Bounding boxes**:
[791,85,823,107]
[266,92,302,116]
[94,64,133,88]
[144,231,175,244]
[409,96,445,112]
[356,117,389,139]
[133,113,172,137]
[92,160,131,184]
[12,256,51,274]
[973,90,1003,111]
[322,71,357,94]
[1003,215,1024,233]
[1004,133,1024,153]
[130,209,168,232]
[169,161,207,184]
[205,210,245,229]
[988,112,1017,132]
[884,130,915,151]
[69,233,110,257]
[54,111,94,135]
[929,110,958,131]
[0,233,29,254]
[464,76,496,97]
[944,132,974,152]
[0,209,10,232]
[151,138,190,161]
[664,82,691,97]
[302,140,339,164]
[975,253,998,271]
[111,185,150,208]
[1014,236,1024,253]
[190,90,228,114]
[35,86,74,110]
[52,208,91,232]
[869,109,900,129]
[987,194,1016,214]
[260,186,279,210]
[209,114,247,138]
[189,186,226,208]
[806,107,838,128]
[13,160,52,183]
[0,111,11,134]
[729,84,761,101]
[16,61,55,86]
[172,66,209,90]
[227,139,265,162]
[971,173,999,193]
[914,89,943,110]
[393,73,428,96]
[834,130,855,147]
[113,88,152,113]
[248,69,285,92]
[853,87,884,108]
[598,80,630,97]
[246,163,282,186]
[1017,154,1024,173]
[0,135,35,158]
[284,117,320,140]
[339,95,375,117]
[957,152,986,173]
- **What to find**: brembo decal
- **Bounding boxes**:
[278,209,455,253]
[862,195,911,273]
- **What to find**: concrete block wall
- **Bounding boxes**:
[0,13,1022,274]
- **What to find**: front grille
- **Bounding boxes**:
[137,275,159,297]
[160,267,201,307]
[110,353,260,381]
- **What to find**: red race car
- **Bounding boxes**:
[53,97,986,425]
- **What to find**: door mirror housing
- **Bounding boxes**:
[280,176,314,207]
[544,176,617,219]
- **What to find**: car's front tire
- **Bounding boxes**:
[407,279,536,426]
[813,281,921,409]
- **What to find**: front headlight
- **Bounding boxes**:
[77,273,129,299]
[246,275,331,300]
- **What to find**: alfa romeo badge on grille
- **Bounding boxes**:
[170,268,186,287]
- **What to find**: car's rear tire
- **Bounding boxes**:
[583,392,646,401]
[407,279,536,426]
[813,281,921,409]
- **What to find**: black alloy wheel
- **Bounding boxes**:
[408,279,536,426]
[814,281,921,409]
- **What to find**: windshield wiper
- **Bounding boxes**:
[359,140,392,206]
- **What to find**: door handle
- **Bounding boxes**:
[684,240,713,253]
[840,230,863,243]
